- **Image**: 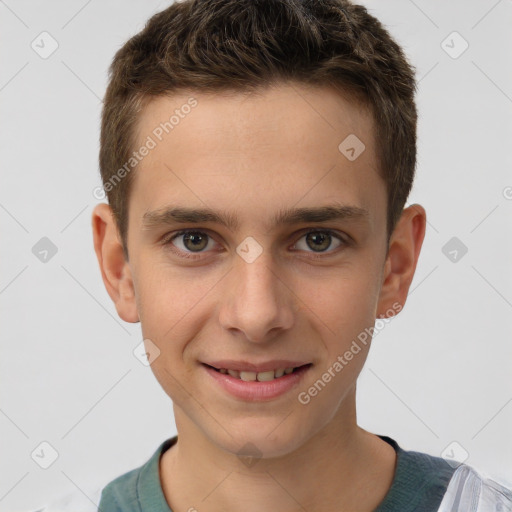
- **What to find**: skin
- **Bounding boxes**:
[92,82,426,512]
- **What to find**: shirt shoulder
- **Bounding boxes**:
[376,435,512,512]
[375,435,457,512]
[98,437,176,512]
[438,464,512,512]
[97,462,148,512]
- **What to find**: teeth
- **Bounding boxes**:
[240,371,257,381]
[256,370,275,382]
[218,367,301,381]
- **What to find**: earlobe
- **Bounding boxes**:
[91,203,140,323]
[376,204,426,318]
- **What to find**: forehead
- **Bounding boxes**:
[129,82,384,230]
[136,82,375,156]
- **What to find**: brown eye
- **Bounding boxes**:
[166,230,217,257]
[305,232,332,252]
[180,232,209,252]
[294,230,344,254]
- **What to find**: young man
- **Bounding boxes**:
[34,0,512,510]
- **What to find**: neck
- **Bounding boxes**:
[160,390,396,512]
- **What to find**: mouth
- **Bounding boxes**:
[204,364,311,382]
[202,361,312,401]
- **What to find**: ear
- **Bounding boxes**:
[91,203,139,323]
[376,204,426,317]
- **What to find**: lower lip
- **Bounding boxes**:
[203,364,311,401]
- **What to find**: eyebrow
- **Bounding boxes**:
[141,203,369,232]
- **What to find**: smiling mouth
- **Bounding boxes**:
[204,364,311,382]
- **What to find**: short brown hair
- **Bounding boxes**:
[99,0,417,258]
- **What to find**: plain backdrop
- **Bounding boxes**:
[1,0,511,510]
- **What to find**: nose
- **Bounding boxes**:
[218,250,295,343]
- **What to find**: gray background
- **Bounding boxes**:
[1,0,511,510]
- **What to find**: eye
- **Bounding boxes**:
[292,229,345,255]
[161,228,347,260]
[163,230,218,259]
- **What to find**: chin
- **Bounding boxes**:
[207,414,321,462]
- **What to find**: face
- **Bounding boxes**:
[120,83,392,457]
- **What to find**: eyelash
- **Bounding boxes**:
[160,228,349,260]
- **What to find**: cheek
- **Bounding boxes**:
[134,261,228,381]
[136,259,216,330]
[306,263,382,340]
[295,278,377,417]
[135,266,200,402]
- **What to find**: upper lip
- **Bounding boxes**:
[204,360,311,372]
